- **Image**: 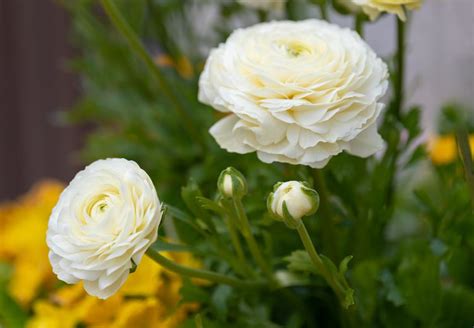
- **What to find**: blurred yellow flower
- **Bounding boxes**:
[154,54,194,79]
[27,301,79,328]
[0,180,200,327]
[0,181,63,306]
[429,134,474,165]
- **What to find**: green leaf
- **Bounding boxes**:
[351,260,380,322]
[284,250,317,274]
[401,106,422,144]
[196,196,225,215]
[437,286,474,328]
[211,285,233,321]
[179,278,210,304]
[0,286,27,328]
[396,253,441,324]
[319,254,339,277]
[338,255,353,276]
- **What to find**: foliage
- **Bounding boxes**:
[32,0,474,327]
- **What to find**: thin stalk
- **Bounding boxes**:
[312,169,339,260]
[296,222,345,304]
[100,0,201,144]
[355,14,364,38]
[232,198,274,282]
[319,0,328,21]
[456,130,474,209]
[385,18,406,208]
[224,216,254,277]
[394,18,405,119]
[146,248,264,289]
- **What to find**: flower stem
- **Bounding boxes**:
[312,169,339,260]
[296,222,345,304]
[145,248,264,289]
[224,215,254,277]
[456,129,474,210]
[100,0,201,144]
[355,14,364,38]
[232,198,274,282]
[319,0,328,21]
[394,17,405,120]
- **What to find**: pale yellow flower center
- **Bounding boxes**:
[278,40,312,57]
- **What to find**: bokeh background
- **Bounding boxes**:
[1,0,473,200]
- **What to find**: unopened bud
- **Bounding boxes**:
[217,167,247,199]
[267,181,319,225]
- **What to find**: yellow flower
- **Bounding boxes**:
[120,256,164,296]
[429,134,474,165]
[1,180,200,327]
[154,54,194,79]
[0,181,63,306]
[27,301,79,328]
[112,298,162,328]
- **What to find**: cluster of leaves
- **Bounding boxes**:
[64,0,474,327]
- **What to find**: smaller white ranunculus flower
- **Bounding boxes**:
[238,0,286,12]
[46,158,162,299]
[217,167,248,199]
[352,0,423,21]
[267,181,319,225]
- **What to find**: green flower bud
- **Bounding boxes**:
[267,181,319,227]
[217,167,248,199]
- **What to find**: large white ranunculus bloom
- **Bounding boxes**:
[352,0,422,21]
[46,158,162,299]
[199,20,388,168]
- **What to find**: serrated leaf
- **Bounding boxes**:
[284,250,317,274]
[196,196,225,215]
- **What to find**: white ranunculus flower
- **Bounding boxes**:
[199,20,388,168]
[352,0,423,21]
[268,181,319,221]
[46,158,162,299]
[238,0,286,12]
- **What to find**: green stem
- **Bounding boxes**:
[145,248,264,289]
[224,216,254,277]
[312,169,339,260]
[355,14,364,38]
[296,222,345,304]
[319,0,328,21]
[456,130,474,210]
[233,198,274,282]
[100,0,201,144]
[394,17,405,120]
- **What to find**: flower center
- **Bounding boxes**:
[88,195,111,221]
[277,40,311,58]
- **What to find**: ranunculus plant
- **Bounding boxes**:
[28,0,474,327]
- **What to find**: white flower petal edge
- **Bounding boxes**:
[352,0,423,21]
[199,20,389,168]
[46,158,162,299]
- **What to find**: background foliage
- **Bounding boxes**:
[1,0,473,327]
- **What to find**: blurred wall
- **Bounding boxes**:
[0,0,83,200]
